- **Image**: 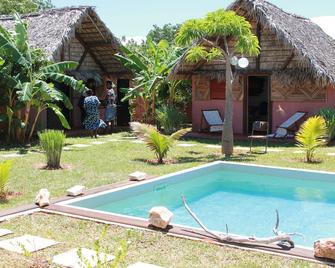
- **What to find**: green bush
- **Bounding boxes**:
[296,116,327,163]
[0,160,12,199]
[317,108,335,142]
[156,105,186,134]
[38,130,66,169]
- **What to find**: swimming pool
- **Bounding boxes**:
[61,161,335,248]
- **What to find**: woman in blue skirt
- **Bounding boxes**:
[83,89,107,138]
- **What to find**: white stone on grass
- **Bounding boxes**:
[91,141,106,145]
[35,189,50,207]
[132,140,145,144]
[129,171,147,181]
[327,153,335,156]
[0,235,58,253]
[0,229,13,237]
[66,185,85,197]
[72,144,91,148]
[267,148,283,152]
[205,145,221,149]
[177,143,196,147]
[63,147,72,151]
[107,139,123,142]
[149,206,173,229]
[293,150,304,154]
[0,153,24,158]
[128,262,164,268]
[52,248,114,268]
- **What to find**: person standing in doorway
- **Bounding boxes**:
[104,80,117,133]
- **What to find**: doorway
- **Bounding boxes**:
[117,79,131,126]
[245,76,270,133]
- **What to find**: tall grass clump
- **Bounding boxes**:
[317,108,335,142]
[39,130,66,169]
[156,105,186,134]
[296,116,327,163]
[0,160,12,199]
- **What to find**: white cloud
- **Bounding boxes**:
[312,16,335,39]
[121,36,146,45]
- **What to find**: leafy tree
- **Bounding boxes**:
[115,38,184,122]
[0,14,85,143]
[0,0,53,15]
[176,9,260,157]
[147,23,180,45]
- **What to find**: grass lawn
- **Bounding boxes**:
[2,131,335,210]
[0,213,326,267]
[1,132,335,267]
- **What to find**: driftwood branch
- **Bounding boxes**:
[182,196,303,248]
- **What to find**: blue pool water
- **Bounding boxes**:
[66,162,335,247]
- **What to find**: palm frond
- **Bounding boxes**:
[170,128,191,140]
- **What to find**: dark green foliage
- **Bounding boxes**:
[156,105,186,134]
[317,108,335,141]
[0,0,54,15]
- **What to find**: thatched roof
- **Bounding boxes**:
[0,6,128,74]
[170,0,335,85]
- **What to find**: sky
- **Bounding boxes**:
[53,0,335,39]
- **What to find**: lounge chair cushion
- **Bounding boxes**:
[203,110,224,126]
[280,112,306,129]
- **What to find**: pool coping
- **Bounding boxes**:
[41,161,335,264]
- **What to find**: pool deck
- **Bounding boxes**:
[1,175,334,265]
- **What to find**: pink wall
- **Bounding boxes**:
[272,85,335,129]
[192,83,335,134]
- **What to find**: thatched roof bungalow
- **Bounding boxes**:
[170,0,335,134]
[0,6,131,129]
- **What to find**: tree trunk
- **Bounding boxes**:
[222,58,234,157]
[28,107,43,142]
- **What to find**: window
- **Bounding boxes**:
[210,79,226,99]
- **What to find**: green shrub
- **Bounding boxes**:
[296,116,327,163]
[38,130,66,169]
[131,122,190,164]
[0,160,12,199]
[156,105,186,134]
[317,108,335,142]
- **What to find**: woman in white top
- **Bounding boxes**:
[104,80,117,133]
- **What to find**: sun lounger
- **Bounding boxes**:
[268,111,307,138]
[201,110,224,132]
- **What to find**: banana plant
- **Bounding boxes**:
[0,14,86,142]
[115,38,184,122]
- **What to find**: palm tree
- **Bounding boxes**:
[115,38,184,123]
[0,14,86,143]
[130,122,190,164]
[176,9,260,157]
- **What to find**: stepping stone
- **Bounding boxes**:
[327,153,335,156]
[0,235,58,253]
[0,153,24,158]
[63,147,72,151]
[293,150,304,154]
[132,140,145,144]
[0,229,13,237]
[52,248,114,268]
[71,144,91,148]
[91,141,106,145]
[267,148,283,152]
[107,139,123,142]
[177,143,196,147]
[127,262,164,268]
[205,145,221,149]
